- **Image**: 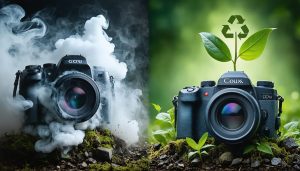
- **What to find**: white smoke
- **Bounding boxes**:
[0,4,147,153]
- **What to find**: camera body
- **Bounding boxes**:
[174,71,283,144]
[16,55,114,124]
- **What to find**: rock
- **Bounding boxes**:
[88,158,97,164]
[271,157,282,166]
[219,152,233,164]
[154,143,161,151]
[67,162,75,168]
[242,158,250,164]
[263,159,270,163]
[166,163,174,170]
[294,164,300,170]
[191,158,201,166]
[178,163,184,168]
[251,160,260,168]
[283,137,299,150]
[159,154,168,160]
[93,147,112,162]
[231,158,243,166]
[84,151,89,157]
[81,162,87,168]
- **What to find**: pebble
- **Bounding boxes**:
[231,158,242,166]
[154,143,161,151]
[251,160,260,168]
[294,164,300,170]
[159,154,168,160]
[178,163,184,168]
[84,151,89,157]
[219,152,233,164]
[81,162,87,168]
[263,159,270,163]
[283,137,299,150]
[242,158,250,164]
[271,157,282,166]
[93,147,113,162]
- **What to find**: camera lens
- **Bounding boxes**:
[55,72,100,122]
[217,102,245,130]
[65,87,87,109]
[205,88,261,144]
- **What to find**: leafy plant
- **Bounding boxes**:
[186,132,214,160]
[151,104,176,145]
[279,121,300,143]
[199,28,275,71]
[243,140,273,156]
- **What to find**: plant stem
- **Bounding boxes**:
[233,32,237,71]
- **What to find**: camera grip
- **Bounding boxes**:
[176,100,195,138]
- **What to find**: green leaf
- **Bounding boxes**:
[202,144,214,149]
[188,151,199,159]
[153,134,167,145]
[284,121,299,130]
[201,150,208,155]
[198,132,208,149]
[199,32,232,62]
[152,103,161,112]
[186,137,199,150]
[243,144,256,154]
[155,113,171,123]
[257,142,273,155]
[239,28,275,60]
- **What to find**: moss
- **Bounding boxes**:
[149,139,186,160]
[112,157,149,171]
[89,162,112,171]
[82,129,114,151]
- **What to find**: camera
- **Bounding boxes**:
[13,55,114,124]
[173,71,284,144]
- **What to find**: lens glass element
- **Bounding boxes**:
[217,102,245,130]
[65,87,87,109]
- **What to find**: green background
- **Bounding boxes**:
[149,0,300,123]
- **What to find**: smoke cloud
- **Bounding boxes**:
[0,4,147,153]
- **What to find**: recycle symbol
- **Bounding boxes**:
[222,15,249,39]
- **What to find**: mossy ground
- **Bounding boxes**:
[0,128,149,171]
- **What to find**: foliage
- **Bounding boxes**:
[243,139,273,156]
[151,103,176,145]
[200,28,274,71]
[279,121,300,144]
[186,132,214,160]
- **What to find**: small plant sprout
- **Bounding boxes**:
[243,140,273,156]
[151,103,176,145]
[199,16,275,71]
[186,132,214,160]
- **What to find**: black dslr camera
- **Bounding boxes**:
[13,55,114,124]
[173,71,284,144]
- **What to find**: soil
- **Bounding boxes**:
[1,130,300,170]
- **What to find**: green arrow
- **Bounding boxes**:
[222,25,234,38]
[238,25,249,39]
[228,15,245,24]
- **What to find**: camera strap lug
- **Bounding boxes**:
[13,70,21,97]
[277,95,284,116]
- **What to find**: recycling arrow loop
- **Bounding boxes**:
[222,15,249,39]
[222,25,234,38]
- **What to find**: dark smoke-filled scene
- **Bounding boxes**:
[2,0,300,170]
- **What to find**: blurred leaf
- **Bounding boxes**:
[257,142,273,155]
[239,28,275,60]
[188,151,199,159]
[201,150,208,155]
[155,112,171,123]
[199,32,232,62]
[202,144,214,149]
[152,103,162,112]
[284,121,299,130]
[186,137,199,150]
[243,144,256,154]
[153,134,167,145]
[198,132,208,149]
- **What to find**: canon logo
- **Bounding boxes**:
[224,78,243,84]
[68,60,83,64]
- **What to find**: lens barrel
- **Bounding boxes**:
[205,88,261,144]
[54,72,100,123]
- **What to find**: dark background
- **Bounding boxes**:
[0,0,149,93]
